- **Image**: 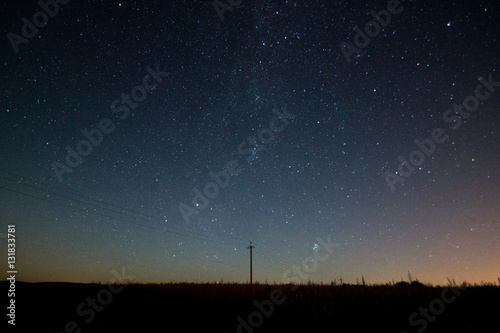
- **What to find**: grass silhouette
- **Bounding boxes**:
[5,277,499,333]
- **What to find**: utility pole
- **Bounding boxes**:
[247,241,255,285]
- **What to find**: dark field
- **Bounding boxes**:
[6,281,500,332]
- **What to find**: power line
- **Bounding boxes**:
[0,168,249,248]
[0,169,163,226]
[0,169,297,274]
[0,184,158,230]
[0,172,248,256]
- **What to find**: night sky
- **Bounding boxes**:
[1,0,499,285]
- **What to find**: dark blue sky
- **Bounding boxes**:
[1,0,499,284]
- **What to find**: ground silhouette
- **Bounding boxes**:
[5,280,499,332]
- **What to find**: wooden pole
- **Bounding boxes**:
[247,241,255,284]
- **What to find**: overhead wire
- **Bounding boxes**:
[0,168,296,272]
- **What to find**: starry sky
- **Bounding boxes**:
[1,0,499,285]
